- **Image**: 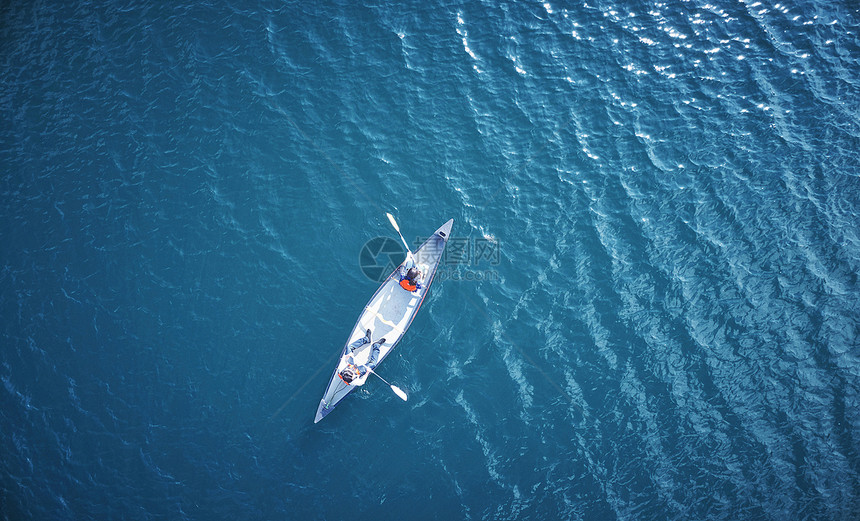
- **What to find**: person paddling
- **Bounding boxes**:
[399,267,423,292]
[338,331,386,386]
[398,254,423,292]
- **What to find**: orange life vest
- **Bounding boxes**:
[400,278,417,291]
[338,364,360,385]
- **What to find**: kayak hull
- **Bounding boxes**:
[314,219,453,423]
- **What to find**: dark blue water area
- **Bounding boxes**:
[2,0,859,519]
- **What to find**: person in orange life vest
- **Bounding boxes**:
[398,253,423,292]
[338,329,386,385]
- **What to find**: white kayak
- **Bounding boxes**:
[314,219,453,423]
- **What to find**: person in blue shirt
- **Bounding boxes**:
[339,329,385,385]
[398,254,423,292]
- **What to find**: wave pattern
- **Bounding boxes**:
[1,0,858,519]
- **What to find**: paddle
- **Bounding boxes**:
[386,212,414,262]
[367,368,408,401]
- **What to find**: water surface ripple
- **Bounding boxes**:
[2,0,858,519]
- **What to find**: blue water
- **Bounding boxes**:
[2,0,859,519]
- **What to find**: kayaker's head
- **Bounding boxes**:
[406,267,419,281]
[339,365,358,384]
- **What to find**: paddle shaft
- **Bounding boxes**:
[368,367,393,386]
[387,213,413,258]
[368,368,408,401]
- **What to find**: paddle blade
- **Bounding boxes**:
[386,212,413,255]
[391,385,408,401]
[386,212,401,233]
